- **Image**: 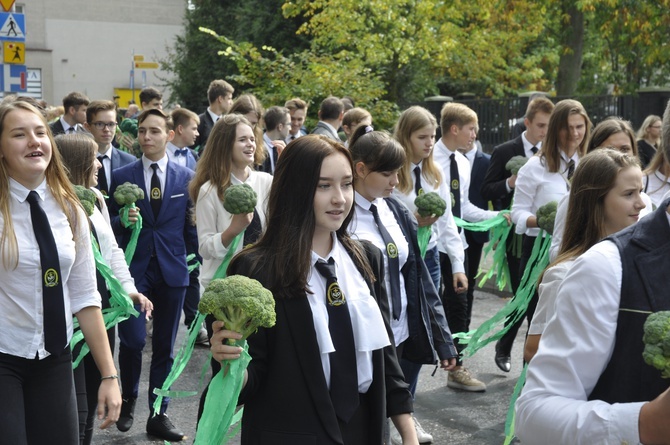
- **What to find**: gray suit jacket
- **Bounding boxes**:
[311,121,342,141]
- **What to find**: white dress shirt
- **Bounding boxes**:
[549,191,653,261]
[196,169,273,291]
[141,155,168,197]
[391,161,465,274]
[0,179,100,359]
[285,129,306,144]
[504,132,543,193]
[307,236,391,393]
[350,193,410,345]
[511,153,578,236]
[206,108,220,124]
[90,188,137,296]
[514,226,670,444]
[263,133,277,173]
[643,171,670,209]
[527,260,573,336]
[434,139,498,225]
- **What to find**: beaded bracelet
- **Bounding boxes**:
[100,374,119,381]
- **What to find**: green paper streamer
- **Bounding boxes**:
[213,231,243,280]
[477,221,514,291]
[454,232,551,358]
[453,211,509,232]
[194,341,251,445]
[119,203,142,265]
[72,234,140,368]
[152,311,208,413]
[503,363,528,445]
[416,226,431,258]
[187,253,201,273]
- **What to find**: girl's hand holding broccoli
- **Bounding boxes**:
[210,320,244,361]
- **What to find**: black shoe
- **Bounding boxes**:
[494,346,511,373]
[117,397,136,432]
[146,413,185,442]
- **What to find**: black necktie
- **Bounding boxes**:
[450,153,461,219]
[566,159,575,180]
[243,208,262,246]
[150,163,162,219]
[530,146,538,155]
[314,258,359,422]
[369,204,401,320]
[97,155,109,196]
[271,145,279,173]
[413,165,422,196]
[27,191,67,355]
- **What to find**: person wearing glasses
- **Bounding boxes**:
[84,100,136,197]
[637,114,662,169]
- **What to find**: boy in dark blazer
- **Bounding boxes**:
[109,109,197,442]
[85,100,136,197]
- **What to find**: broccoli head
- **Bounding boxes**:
[114,182,145,207]
[643,311,670,378]
[74,185,97,217]
[505,155,529,176]
[119,118,138,138]
[223,183,257,215]
[414,192,447,218]
[199,275,276,344]
[536,201,557,235]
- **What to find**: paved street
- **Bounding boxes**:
[92,287,526,445]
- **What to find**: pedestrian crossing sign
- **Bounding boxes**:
[3,41,23,64]
[0,12,24,41]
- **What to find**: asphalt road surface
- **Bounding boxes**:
[91,288,526,444]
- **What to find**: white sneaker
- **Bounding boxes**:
[413,417,433,443]
[389,421,402,445]
[447,367,487,392]
[146,316,153,337]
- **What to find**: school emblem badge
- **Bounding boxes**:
[387,242,398,259]
[327,282,346,306]
[451,179,459,190]
[44,268,59,288]
[151,187,161,200]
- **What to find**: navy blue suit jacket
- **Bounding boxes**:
[467,148,491,244]
[109,160,197,288]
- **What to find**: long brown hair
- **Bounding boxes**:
[0,101,81,268]
[540,99,592,173]
[553,149,640,269]
[189,114,254,207]
[394,106,442,194]
[229,94,266,166]
[229,135,374,299]
[56,133,98,187]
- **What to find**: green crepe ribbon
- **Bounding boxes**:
[416,226,432,258]
[194,341,251,445]
[187,253,201,274]
[72,234,140,368]
[119,203,142,265]
[152,232,243,426]
[453,212,509,232]
[503,363,528,445]
[453,231,551,358]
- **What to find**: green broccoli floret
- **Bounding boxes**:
[414,192,447,218]
[536,201,557,235]
[505,155,529,175]
[113,182,145,207]
[199,275,276,345]
[119,118,138,138]
[643,311,670,378]
[74,185,97,217]
[223,183,257,215]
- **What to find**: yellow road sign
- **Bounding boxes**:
[133,55,144,61]
[4,41,24,64]
[0,0,15,12]
[134,61,159,70]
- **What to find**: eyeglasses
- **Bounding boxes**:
[91,122,117,130]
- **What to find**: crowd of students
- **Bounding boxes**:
[1,82,669,445]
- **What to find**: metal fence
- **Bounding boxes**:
[421,93,662,153]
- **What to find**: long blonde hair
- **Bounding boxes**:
[0,101,81,268]
[394,106,442,194]
[540,99,592,173]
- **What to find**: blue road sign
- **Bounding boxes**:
[0,63,26,92]
[0,12,24,41]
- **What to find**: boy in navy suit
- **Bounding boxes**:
[109,109,197,442]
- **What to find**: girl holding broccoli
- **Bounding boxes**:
[0,100,121,443]
[210,135,419,444]
[56,133,153,445]
[347,126,458,443]
[392,106,465,296]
